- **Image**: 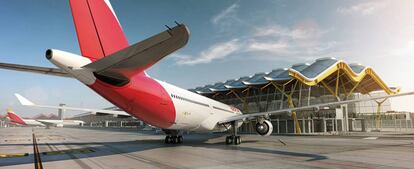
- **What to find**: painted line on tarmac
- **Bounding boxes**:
[278,139,287,146]
[32,133,43,169]
[0,153,29,158]
[42,148,95,156]
[4,139,32,142]
[363,137,378,140]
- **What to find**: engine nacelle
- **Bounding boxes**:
[255,120,273,136]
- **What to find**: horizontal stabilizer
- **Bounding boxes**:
[0,62,71,77]
[83,24,190,79]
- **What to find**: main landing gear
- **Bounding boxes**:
[165,135,183,144]
[163,129,183,144]
[225,135,241,145]
[225,121,241,145]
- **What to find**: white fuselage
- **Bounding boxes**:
[159,80,242,132]
[22,119,45,126]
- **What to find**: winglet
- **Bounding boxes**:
[14,94,35,106]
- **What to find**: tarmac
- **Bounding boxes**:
[1,127,414,169]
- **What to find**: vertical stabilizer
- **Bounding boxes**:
[69,0,129,61]
[6,109,27,125]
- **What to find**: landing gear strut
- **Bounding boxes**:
[163,129,183,144]
[225,121,241,145]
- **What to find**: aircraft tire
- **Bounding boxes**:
[172,136,178,144]
[225,136,233,145]
[165,136,171,144]
[234,136,241,145]
[178,136,183,143]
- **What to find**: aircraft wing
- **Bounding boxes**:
[0,62,71,78]
[15,94,130,117]
[35,120,60,126]
[218,91,414,124]
[82,24,189,80]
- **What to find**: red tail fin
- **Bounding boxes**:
[7,109,27,125]
[69,0,129,61]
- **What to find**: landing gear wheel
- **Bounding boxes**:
[234,136,241,145]
[226,136,233,145]
[177,136,183,144]
[165,136,171,144]
[225,121,242,145]
[164,135,183,144]
[172,136,179,144]
[163,129,183,144]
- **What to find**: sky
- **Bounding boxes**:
[0,0,414,117]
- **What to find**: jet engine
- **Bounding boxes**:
[255,120,273,136]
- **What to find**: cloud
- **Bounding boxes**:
[246,21,336,57]
[210,3,250,33]
[211,3,239,24]
[173,20,337,65]
[254,21,324,40]
[337,1,387,15]
[174,39,241,65]
[247,40,289,53]
[172,5,337,66]
[254,24,319,40]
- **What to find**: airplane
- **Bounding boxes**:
[6,109,84,128]
[0,0,413,145]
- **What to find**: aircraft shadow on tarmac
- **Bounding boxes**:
[0,134,327,166]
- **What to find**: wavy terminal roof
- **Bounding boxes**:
[190,57,398,95]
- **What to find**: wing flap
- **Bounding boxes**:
[83,24,190,79]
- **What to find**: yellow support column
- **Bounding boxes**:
[243,89,250,113]
[271,80,301,134]
[288,95,301,134]
[375,99,387,130]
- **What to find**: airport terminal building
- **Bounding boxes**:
[188,57,400,134]
[67,57,411,134]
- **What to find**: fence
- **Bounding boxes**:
[354,119,413,132]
